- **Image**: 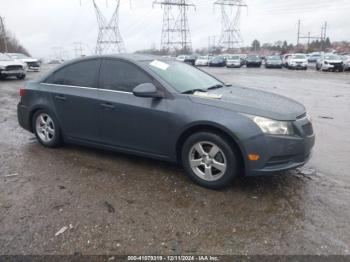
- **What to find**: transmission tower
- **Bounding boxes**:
[153,0,195,53]
[93,0,126,54]
[214,0,247,50]
[0,15,8,52]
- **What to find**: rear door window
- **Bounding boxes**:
[46,59,100,88]
[99,59,153,93]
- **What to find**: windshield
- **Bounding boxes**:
[147,60,222,93]
[268,56,281,60]
[247,55,259,60]
[293,55,306,59]
[325,54,340,60]
[0,54,12,61]
[228,56,240,60]
[198,56,208,60]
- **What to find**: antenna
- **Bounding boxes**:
[92,0,126,54]
[153,0,195,54]
[214,0,247,50]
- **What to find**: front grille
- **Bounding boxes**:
[297,113,306,119]
[5,65,23,71]
[27,62,39,67]
[330,62,342,68]
[302,122,314,136]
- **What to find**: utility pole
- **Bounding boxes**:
[153,0,195,54]
[296,20,328,52]
[320,21,327,51]
[92,0,126,54]
[214,0,247,51]
[0,15,8,53]
[297,19,301,46]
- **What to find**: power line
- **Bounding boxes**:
[153,0,195,53]
[214,0,247,50]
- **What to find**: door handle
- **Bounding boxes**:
[55,95,66,101]
[101,103,115,109]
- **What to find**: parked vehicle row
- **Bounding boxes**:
[176,52,350,72]
[0,52,41,80]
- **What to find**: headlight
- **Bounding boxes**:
[248,115,294,135]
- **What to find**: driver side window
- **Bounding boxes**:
[100,59,153,93]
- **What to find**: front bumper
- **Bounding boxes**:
[195,62,208,66]
[244,117,315,176]
[289,63,307,69]
[226,63,241,68]
[266,63,282,68]
[322,63,343,71]
[246,62,261,67]
[0,69,25,76]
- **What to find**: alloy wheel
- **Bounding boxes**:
[35,113,55,143]
[189,141,227,182]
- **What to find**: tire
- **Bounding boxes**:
[32,110,62,148]
[181,132,238,189]
[16,74,26,80]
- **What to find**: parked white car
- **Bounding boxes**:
[7,53,40,71]
[195,56,211,66]
[0,53,26,80]
[316,54,344,72]
[226,55,243,68]
[287,54,308,70]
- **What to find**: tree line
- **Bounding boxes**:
[0,21,29,55]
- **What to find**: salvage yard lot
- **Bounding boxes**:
[0,64,350,255]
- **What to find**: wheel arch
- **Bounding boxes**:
[176,123,246,174]
[28,105,59,133]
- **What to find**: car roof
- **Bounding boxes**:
[66,54,175,65]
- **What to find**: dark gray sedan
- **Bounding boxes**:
[17,54,315,189]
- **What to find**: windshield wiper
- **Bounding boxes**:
[181,89,207,94]
[207,84,224,90]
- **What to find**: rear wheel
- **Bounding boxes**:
[182,132,238,189]
[33,110,62,148]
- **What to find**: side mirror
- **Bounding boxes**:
[132,83,164,98]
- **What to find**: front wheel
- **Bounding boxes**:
[33,110,62,148]
[182,132,238,189]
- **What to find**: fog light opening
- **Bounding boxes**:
[248,154,260,161]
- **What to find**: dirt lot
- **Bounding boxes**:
[0,65,350,255]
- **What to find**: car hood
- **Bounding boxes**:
[290,59,307,63]
[267,60,282,63]
[325,59,343,63]
[189,86,306,121]
[0,60,23,67]
[19,58,39,63]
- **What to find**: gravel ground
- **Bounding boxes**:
[0,64,349,255]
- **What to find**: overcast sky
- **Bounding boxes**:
[0,0,349,58]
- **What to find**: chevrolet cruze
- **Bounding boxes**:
[17,54,315,189]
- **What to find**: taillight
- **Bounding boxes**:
[19,88,25,97]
